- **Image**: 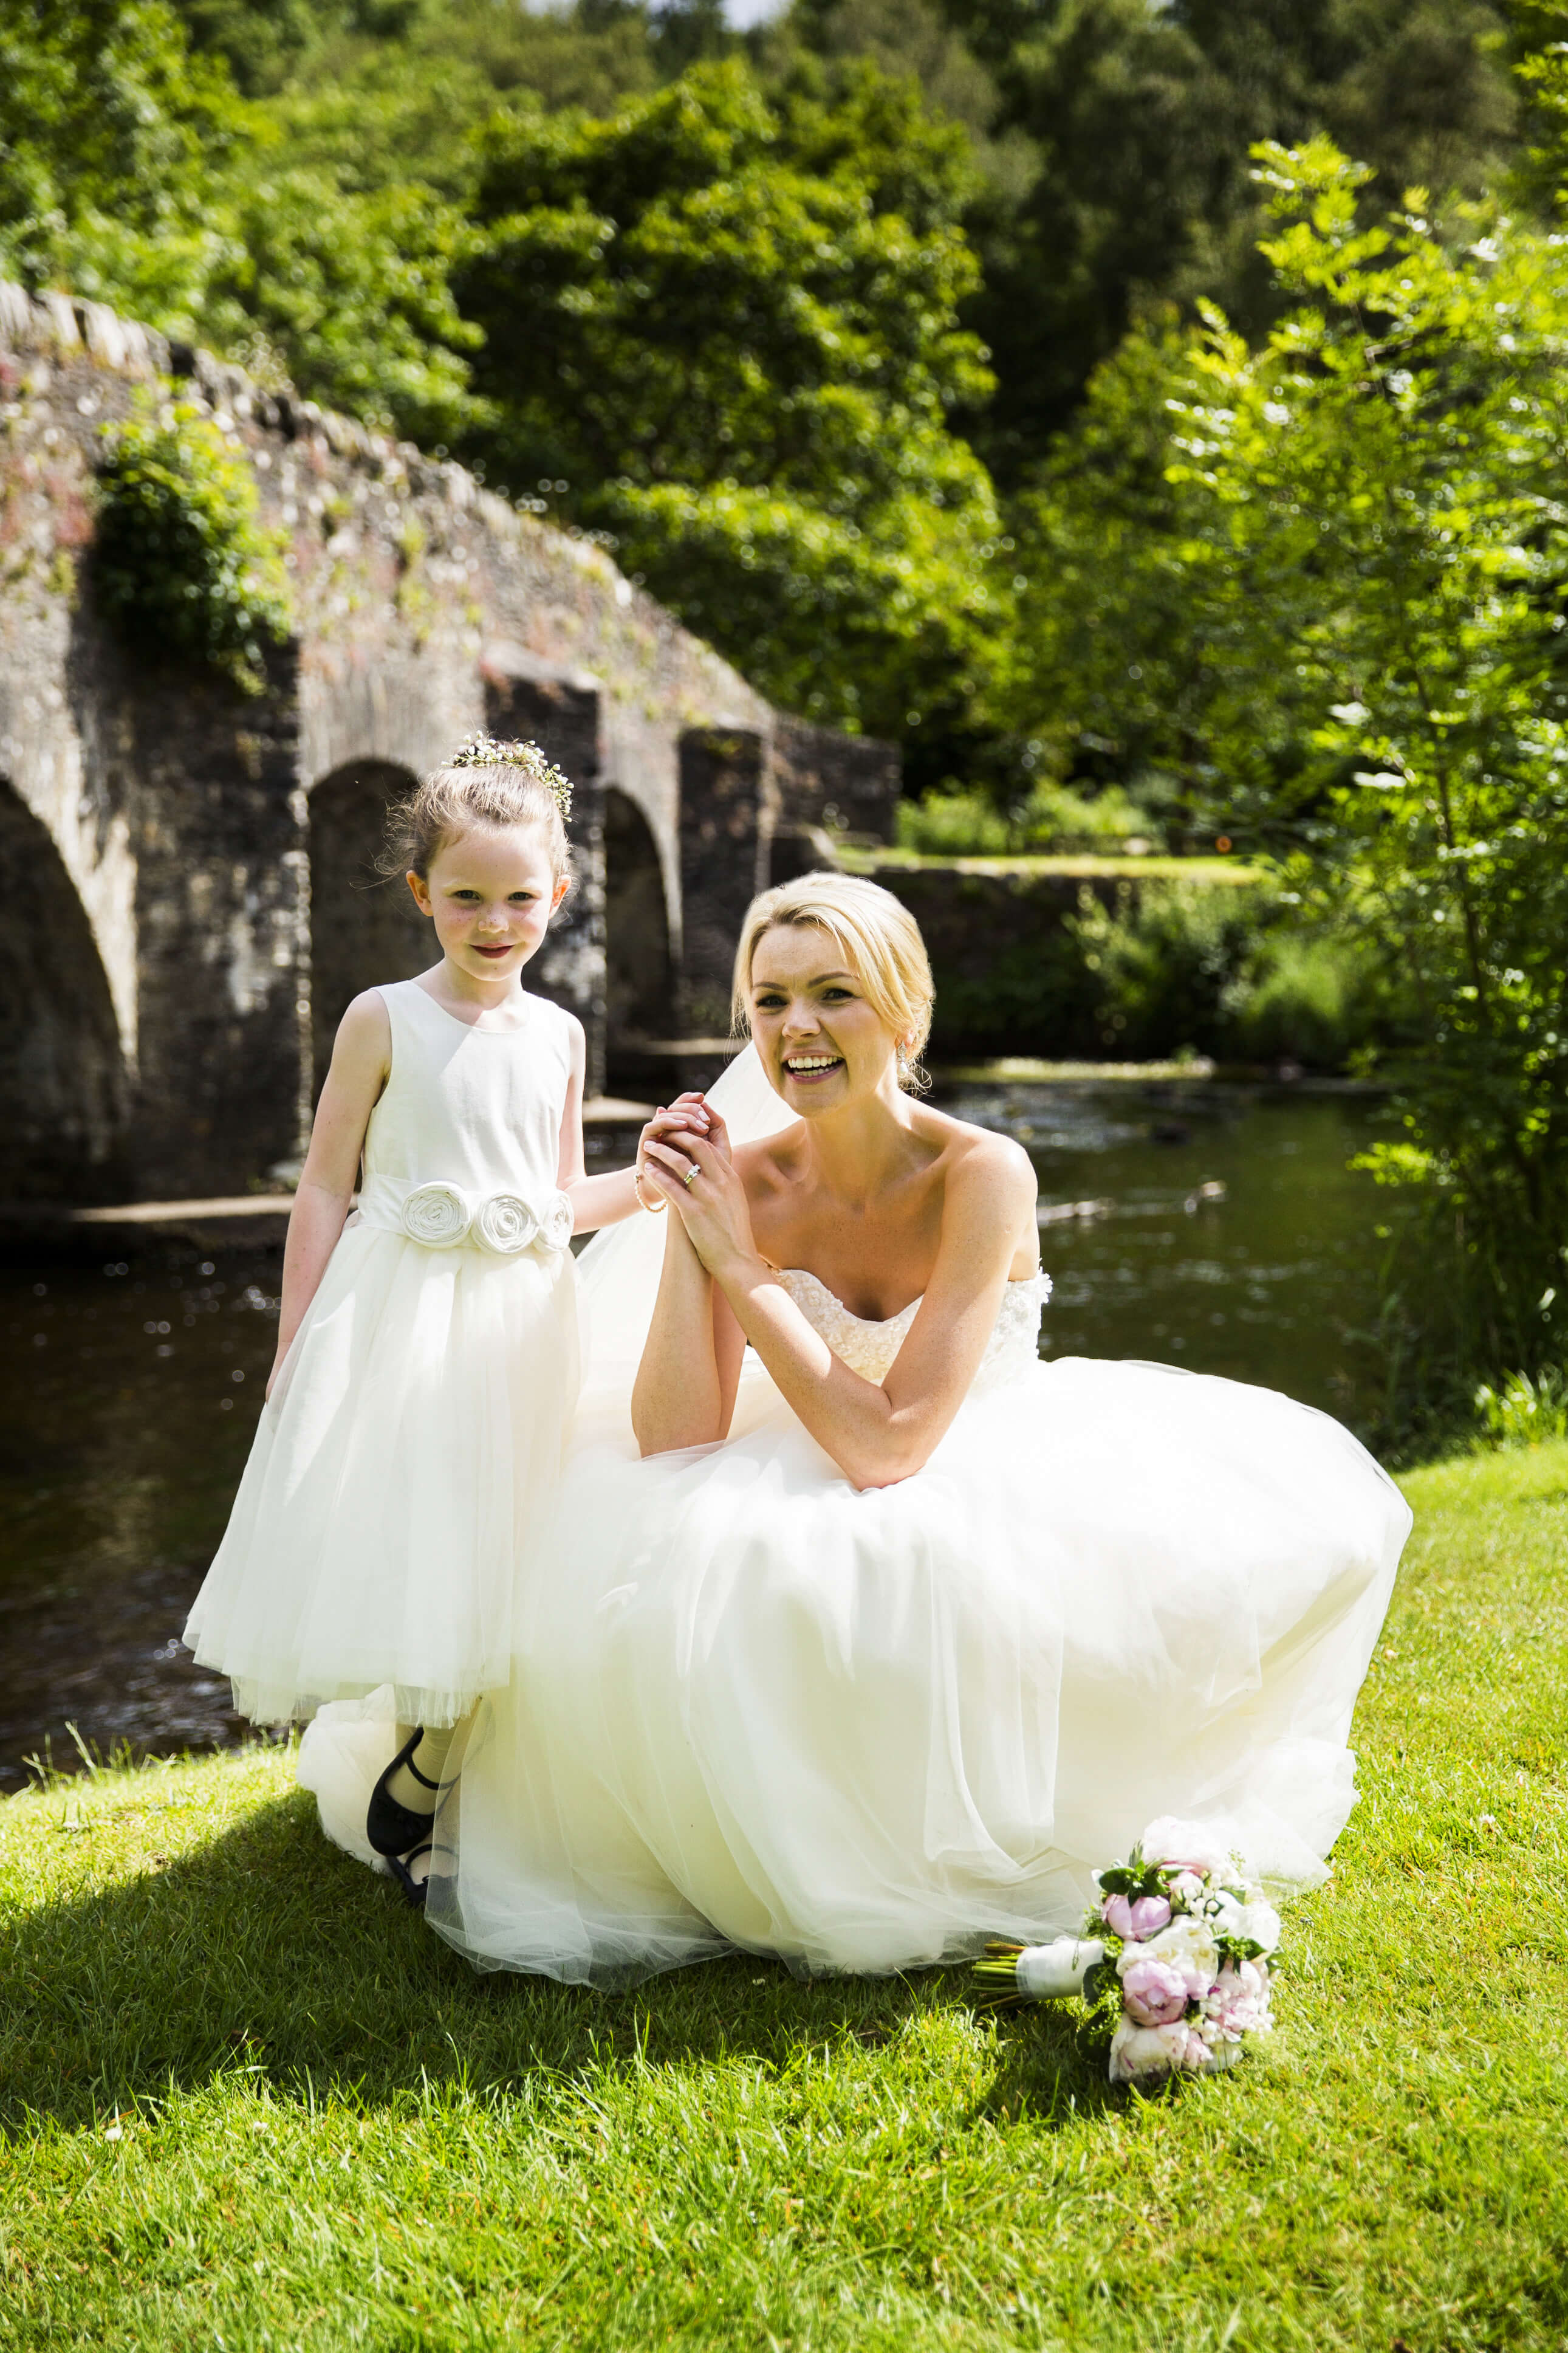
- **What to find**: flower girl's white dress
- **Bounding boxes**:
[184,980,581,1728]
[306,1047,1410,1976]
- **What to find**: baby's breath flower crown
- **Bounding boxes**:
[382,735,577,884]
[447,734,573,820]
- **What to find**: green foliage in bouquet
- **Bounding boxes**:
[93,388,292,690]
[1009,136,1568,1436]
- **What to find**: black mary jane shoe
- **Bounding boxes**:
[366,1728,441,1859]
[387,1843,433,1911]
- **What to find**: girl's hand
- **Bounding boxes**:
[640,1124,758,1280]
[635,1093,714,1204]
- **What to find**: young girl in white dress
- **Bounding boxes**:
[183,735,697,1898]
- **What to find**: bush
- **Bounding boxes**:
[93,388,292,689]
[1473,1369,1568,1451]
[894,780,1158,856]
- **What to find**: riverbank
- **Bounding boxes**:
[2,1444,1565,2350]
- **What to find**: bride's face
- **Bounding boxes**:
[748,923,899,1111]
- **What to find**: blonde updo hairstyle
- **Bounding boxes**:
[382,737,574,889]
[732,871,935,1092]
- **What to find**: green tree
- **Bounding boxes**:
[1013,138,1568,1427]
[456,57,1008,755]
[0,0,241,325]
[807,0,1518,484]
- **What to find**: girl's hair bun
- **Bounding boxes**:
[382,737,576,885]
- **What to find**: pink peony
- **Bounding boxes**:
[1202,1959,1272,2042]
[1101,1891,1173,1942]
[1118,1954,1192,2027]
[1109,2019,1214,2083]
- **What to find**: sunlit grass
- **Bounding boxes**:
[2,1444,1566,2350]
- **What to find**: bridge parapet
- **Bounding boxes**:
[0,283,897,1200]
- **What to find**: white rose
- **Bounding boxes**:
[1210,1892,1281,1955]
[400,1180,471,1246]
[474,1192,540,1254]
[539,1190,574,1252]
[1129,1913,1219,1995]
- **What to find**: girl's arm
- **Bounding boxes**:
[267,992,389,1395]
[553,1017,712,1233]
[638,1121,1036,1489]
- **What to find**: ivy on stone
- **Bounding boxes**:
[93,388,292,690]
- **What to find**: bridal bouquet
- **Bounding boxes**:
[974,1818,1280,2085]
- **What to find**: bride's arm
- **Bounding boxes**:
[631,1202,748,1454]
[639,1126,1036,1489]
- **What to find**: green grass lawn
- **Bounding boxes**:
[3,1444,1567,2352]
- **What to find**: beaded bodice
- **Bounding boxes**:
[777,1268,1051,1391]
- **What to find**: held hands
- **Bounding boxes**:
[639,1103,759,1280]
[634,1092,712,1212]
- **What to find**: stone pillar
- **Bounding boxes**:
[484,653,606,1095]
[126,637,309,1197]
[676,727,773,1037]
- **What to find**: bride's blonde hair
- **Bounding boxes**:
[731,871,935,1090]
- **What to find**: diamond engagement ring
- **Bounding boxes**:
[683,1164,699,1187]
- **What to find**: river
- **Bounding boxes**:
[0,1079,1387,1788]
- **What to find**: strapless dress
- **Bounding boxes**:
[289,1257,1408,1984]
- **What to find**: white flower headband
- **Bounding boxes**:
[448,733,573,819]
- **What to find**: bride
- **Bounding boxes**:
[304,873,1410,1982]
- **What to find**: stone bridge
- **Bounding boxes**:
[0,284,898,1203]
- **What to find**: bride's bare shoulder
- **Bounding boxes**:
[915,1101,1035,1197]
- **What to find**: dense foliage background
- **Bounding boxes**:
[10,0,1568,1432]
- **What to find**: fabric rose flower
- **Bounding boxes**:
[400,1180,472,1246]
[539,1190,575,1252]
[1102,1891,1172,1942]
[1118,1954,1190,2027]
[474,1192,540,1255]
[1140,1816,1238,1884]
[1109,2019,1214,2083]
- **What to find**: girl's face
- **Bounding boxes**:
[747,922,901,1115]
[407,822,567,984]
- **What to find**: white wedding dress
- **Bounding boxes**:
[301,1047,1410,1982]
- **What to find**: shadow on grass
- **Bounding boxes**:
[5,1786,1119,2131]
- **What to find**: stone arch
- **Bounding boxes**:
[604,785,673,1057]
[0,775,128,1199]
[307,759,426,1093]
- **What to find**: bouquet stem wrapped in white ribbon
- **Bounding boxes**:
[973,1817,1280,2085]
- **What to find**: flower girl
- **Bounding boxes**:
[184,736,696,1897]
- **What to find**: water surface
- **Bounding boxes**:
[0,1084,1386,1787]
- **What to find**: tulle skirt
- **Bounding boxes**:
[303,1350,1408,1980]
[185,1223,580,1726]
